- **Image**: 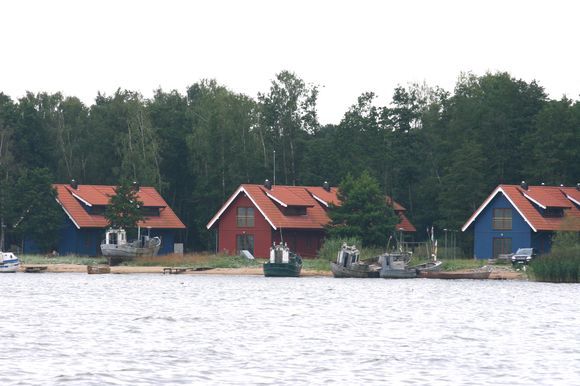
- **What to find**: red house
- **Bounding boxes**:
[206,182,416,258]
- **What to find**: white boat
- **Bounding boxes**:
[100,228,161,265]
[1,252,20,273]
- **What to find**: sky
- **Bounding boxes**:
[2,0,580,124]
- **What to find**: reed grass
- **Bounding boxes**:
[529,251,580,283]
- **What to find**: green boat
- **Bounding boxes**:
[263,243,302,277]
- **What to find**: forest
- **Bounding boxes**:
[0,71,579,253]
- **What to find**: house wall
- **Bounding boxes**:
[217,195,273,258]
[473,193,532,259]
[25,217,179,256]
[272,229,325,258]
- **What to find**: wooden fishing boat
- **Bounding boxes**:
[263,242,302,277]
[101,228,161,265]
[379,253,416,279]
[330,244,380,278]
[418,269,492,280]
[87,264,111,274]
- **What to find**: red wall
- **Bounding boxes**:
[217,195,273,258]
[273,230,324,258]
[216,194,325,259]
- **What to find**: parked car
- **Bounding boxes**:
[510,248,537,265]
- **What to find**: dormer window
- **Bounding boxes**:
[543,207,564,217]
[284,206,307,216]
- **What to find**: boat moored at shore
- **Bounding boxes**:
[1,252,20,273]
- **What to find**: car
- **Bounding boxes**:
[510,248,537,265]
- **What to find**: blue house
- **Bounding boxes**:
[24,183,185,256]
[462,183,580,259]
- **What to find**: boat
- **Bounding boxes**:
[87,264,111,274]
[379,252,417,279]
[100,228,161,265]
[263,242,302,277]
[0,251,20,273]
[330,244,380,278]
[418,268,492,280]
[409,260,443,272]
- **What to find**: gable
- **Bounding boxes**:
[207,184,416,232]
[54,184,185,229]
[463,184,580,232]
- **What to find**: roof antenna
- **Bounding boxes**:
[273,150,276,187]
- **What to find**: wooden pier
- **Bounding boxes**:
[24,265,48,273]
[163,267,214,274]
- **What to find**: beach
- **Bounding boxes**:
[19,263,525,279]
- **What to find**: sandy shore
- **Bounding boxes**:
[19,264,524,279]
[20,264,332,277]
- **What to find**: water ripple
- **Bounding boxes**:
[1,274,579,384]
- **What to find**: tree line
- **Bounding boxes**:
[0,71,578,253]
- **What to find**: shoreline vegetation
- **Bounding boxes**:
[18,253,526,280]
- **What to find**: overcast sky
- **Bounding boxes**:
[2,0,579,124]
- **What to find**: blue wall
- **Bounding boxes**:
[25,216,180,256]
[473,193,532,259]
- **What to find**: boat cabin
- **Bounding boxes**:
[270,242,291,263]
[336,244,360,268]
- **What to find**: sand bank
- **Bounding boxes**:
[19,264,523,279]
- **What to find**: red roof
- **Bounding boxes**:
[207,184,416,232]
[54,184,185,229]
[462,184,580,232]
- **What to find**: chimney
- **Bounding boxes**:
[70,179,78,189]
[520,181,528,190]
[323,181,330,192]
[264,179,272,190]
[577,183,580,191]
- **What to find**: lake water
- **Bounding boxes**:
[1,273,579,385]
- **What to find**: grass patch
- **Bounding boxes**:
[19,255,107,265]
[127,253,262,269]
[302,258,332,271]
[440,259,488,271]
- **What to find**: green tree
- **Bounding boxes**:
[258,70,318,185]
[104,181,144,232]
[11,168,63,252]
[326,171,398,247]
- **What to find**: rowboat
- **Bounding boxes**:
[409,260,443,272]
[87,264,111,274]
[418,269,492,280]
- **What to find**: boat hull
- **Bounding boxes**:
[418,270,491,280]
[410,261,443,272]
[263,262,302,277]
[1,253,20,273]
[380,268,417,279]
[331,262,380,278]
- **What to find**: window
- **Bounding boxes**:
[237,207,255,227]
[493,237,512,258]
[493,208,512,230]
[284,206,307,216]
[544,207,564,218]
[236,234,254,255]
